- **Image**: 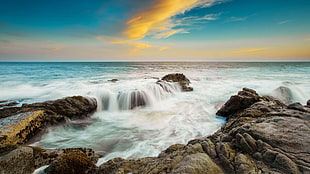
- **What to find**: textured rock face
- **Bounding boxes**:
[0,145,34,174]
[1,89,309,174]
[0,96,97,145]
[0,145,99,174]
[45,152,97,174]
[216,88,261,119]
[23,96,97,118]
[161,73,193,92]
[96,88,310,174]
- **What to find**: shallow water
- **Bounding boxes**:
[1,62,309,164]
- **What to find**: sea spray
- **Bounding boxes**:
[1,62,309,164]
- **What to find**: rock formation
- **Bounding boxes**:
[161,73,193,92]
[96,88,310,174]
[1,88,309,174]
[0,145,99,174]
[0,96,97,145]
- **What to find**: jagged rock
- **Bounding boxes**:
[23,96,97,118]
[216,88,261,119]
[45,152,97,174]
[288,102,307,112]
[96,88,309,174]
[161,73,193,92]
[108,79,119,82]
[0,96,97,145]
[2,88,309,174]
[0,145,99,174]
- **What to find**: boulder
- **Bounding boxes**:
[0,145,99,174]
[44,152,97,174]
[216,88,261,119]
[161,73,193,92]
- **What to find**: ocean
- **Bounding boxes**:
[0,62,309,165]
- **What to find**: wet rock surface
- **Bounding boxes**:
[0,96,97,145]
[1,88,309,174]
[96,88,310,174]
[161,73,193,92]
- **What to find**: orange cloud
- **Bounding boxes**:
[234,47,268,53]
[123,0,198,41]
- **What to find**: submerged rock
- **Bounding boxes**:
[117,90,148,110]
[161,73,193,92]
[272,86,294,104]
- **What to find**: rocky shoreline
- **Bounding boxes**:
[0,75,309,173]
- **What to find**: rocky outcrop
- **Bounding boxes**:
[0,145,99,174]
[0,96,97,145]
[1,88,309,174]
[22,96,97,119]
[161,73,193,92]
[96,88,309,174]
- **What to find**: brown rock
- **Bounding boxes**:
[45,152,97,174]
[0,146,35,174]
[216,88,261,119]
[161,73,193,92]
[23,96,97,118]
[171,153,224,174]
[0,96,97,145]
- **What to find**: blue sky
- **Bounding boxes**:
[0,0,309,61]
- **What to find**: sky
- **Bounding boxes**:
[0,0,310,61]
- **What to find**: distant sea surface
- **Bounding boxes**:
[1,62,309,164]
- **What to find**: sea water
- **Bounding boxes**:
[0,62,309,165]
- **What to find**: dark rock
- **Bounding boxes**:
[117,90,148,109]
[307,99,310,106]
[108,79,118,82]
[216,88,261,119]
[23,96,97,118]
[288,102,307,112]
[161,73,193,92]
[0,101,19,108]
[45,152,97,174]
